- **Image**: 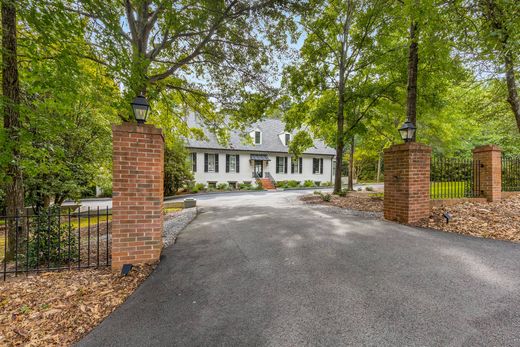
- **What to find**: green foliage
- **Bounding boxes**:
[164,138,193,196]
[239,183,252,190]
[337,189,348,197]
[287,180,300,188]
[277,180,288,188]
[26,207,78,267]
[217,183,228,190]
[303,180,315,187]
[321,181,332,187]
[320,193,332,202]
[191,183,206,193]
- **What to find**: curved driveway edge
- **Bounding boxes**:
[78,191,520,346]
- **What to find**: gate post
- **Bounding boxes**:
[473,145,501,202]
[384,142,431,224]
[111,123,164,271]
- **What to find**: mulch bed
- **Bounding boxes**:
[0,264,155,346]
[301,193,520,242]
[300,192,384,213]
[420,195,520,242]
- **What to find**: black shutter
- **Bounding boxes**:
[226,154,230,173]
[320,158,324,174]
[236,155,240,173]
[276,157,280,173]
[204,153,208,172]
[299,157,303,174]
[291,158,295,174]
[284,157,288,174]
[313,158,317,174]
[194,153,197,172]
[215,154,219,173]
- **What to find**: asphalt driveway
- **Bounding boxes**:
[78,191,520,346]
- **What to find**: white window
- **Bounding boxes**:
[229,155,237,173]
[313,158,323,174]
[254,131,262,145]
[291,157,302,174]
[208,154,216,172]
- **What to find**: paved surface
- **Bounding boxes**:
[78,191,520,346]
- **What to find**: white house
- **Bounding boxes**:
[185,117,336,189]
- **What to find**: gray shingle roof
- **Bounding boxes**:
[185,117,336,156]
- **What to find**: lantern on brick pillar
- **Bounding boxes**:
[399,120,416,143]
[130,94,151,124]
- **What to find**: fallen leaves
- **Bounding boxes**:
[420,195,520,242]
[0,264,155,346]
[301,192,384,213]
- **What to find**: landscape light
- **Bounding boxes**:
[130,94,150,124]
[399,120,416,143]
[121,264,133,276]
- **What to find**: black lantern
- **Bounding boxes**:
[130,94,150,124]
[399,120,416,142]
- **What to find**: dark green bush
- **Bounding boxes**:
[304,180,314,187]
[27,207,78,267]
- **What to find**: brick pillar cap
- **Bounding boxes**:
[473,144,501,153]
[112,122,164,140]
[384,142,432,154]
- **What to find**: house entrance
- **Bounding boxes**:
[254,160,263,178]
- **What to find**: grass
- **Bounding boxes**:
[0,235,4,259]
[430,181,471,199]
[68,215,112,229]
[164,207,182,214]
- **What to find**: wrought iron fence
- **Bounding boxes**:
[1,206,111,280]
[502,156,520,192]
[430,158,481,199]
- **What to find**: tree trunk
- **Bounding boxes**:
[376,154,381,182]
[334,71,346,194]
[2,0,24,260]
[504,52,520,131]
[406,20,418,140]
[348,136,354,191]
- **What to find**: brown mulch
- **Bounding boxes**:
[419,195,520,242]
[300,192,384,213]
[0,264,155,346]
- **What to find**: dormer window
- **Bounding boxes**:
[254,131,262,145]
[285,133,291,146]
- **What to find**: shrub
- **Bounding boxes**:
[321,181,332,187]
[277,180,288,188]
[304,180,315,187]
[254,184,264,190]
[313,190,322,195]
[365,186,374,191]
[239,182,252,190]
[338,189,348,197]
[191,183,206,193]
[27,207,78,267]
[217,183,228,190]
[321,193,332,202]
[287,180,300,188]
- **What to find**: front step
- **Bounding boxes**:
[258,178,275,190]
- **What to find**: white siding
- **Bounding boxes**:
[190,150,334,186]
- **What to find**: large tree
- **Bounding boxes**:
[36,0,295,126]
[2,0,24,258]
[283,0,397,193]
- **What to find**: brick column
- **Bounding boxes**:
[112,123,164,271]
[473,145,501,202]
[384,142,431,224]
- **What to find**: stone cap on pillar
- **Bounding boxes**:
[472,144,501,153]
[383,142,432,154]
[112,122,164,140]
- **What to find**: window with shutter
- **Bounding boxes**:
[313,158,319,174]
[299,157,303,174]
[229,155,237,173]
[191,153,197,172]
[215,154,219,172]
[320,158,323,174]
[236,155,240,173]
[284,157,288,174]
[204,153,209,172]
[254,131,261,144]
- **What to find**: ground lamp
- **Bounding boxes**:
[121,264,133,276]
[399,120,416,143]
[130,94,151,124]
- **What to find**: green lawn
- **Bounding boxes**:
[0,235,4,259]
[430,181,471,199]
[68,214,112,229]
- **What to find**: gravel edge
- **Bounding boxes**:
[163,207,198,248]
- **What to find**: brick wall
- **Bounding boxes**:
[473,145,502,202]
[384,142,432,224]
[112,123,164,271]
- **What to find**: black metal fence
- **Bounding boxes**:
[430,158,481,199]
[502,156,520,192]
[1,206,111,280]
